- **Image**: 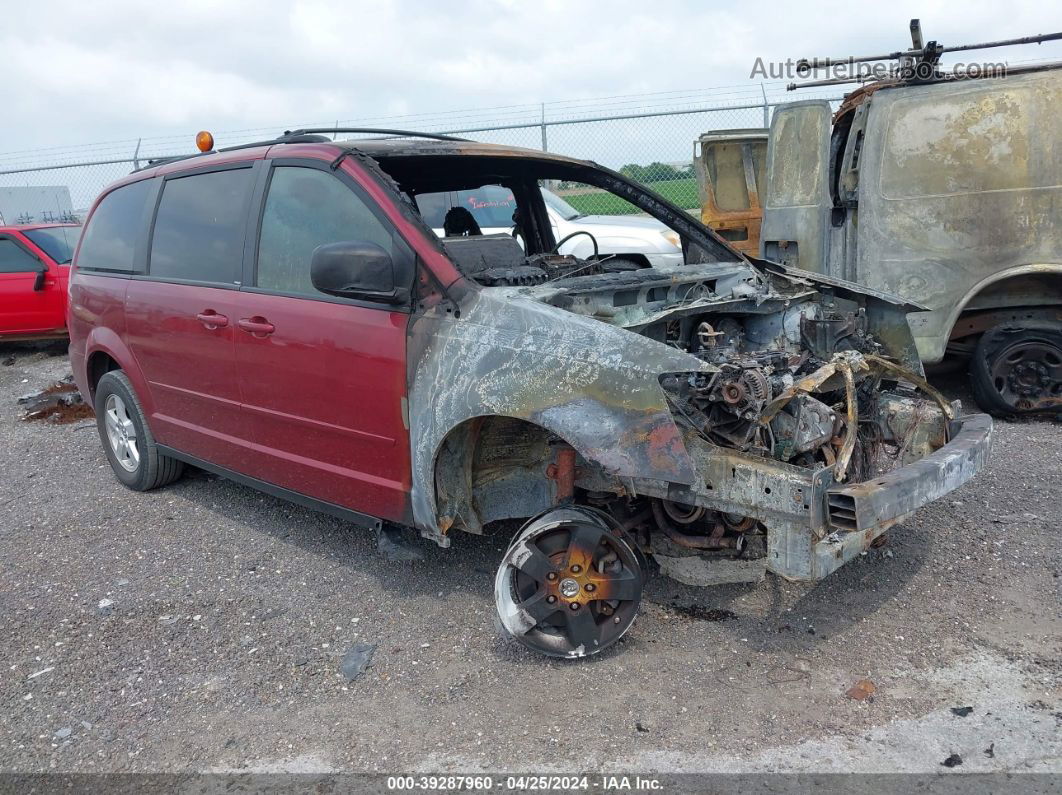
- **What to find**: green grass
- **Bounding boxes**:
[560,177,700,216]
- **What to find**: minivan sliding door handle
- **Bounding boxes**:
[237,317,275,336]
[196,311,229,328]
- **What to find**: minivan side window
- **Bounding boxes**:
[256,166,395,297]
[150,168,254,285]
[0,239,40,273]
[76,179,154,273]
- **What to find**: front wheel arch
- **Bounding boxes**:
[432,415,592,537]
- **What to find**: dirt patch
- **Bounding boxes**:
[40,381,78,396]
[670,603,738,622]
[18,376,94,424]
[28,401,95,424]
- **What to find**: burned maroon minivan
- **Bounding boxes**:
[68,130,992,658]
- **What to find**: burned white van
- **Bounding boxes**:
[762,27,1062,415]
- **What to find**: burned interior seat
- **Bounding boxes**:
[441,233,527,276]
[443,206,482,237]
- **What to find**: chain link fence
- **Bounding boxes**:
[0,89,841,222]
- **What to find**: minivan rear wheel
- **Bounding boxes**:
[94,371,184,490]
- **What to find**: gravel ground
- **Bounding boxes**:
[0,342,1059,775]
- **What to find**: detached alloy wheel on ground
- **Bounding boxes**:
[495,506,645,658]
[94,370,184,491]
[970,322,1062,416]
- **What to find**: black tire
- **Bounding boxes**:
[94,371,184,490]
[969,322,1062,416]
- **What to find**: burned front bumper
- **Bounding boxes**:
[811,412,993,577]
[771,413,993,580]
[644,412,993,582]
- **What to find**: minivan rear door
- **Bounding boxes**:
[125,163,257,469]
[232,159,413,524]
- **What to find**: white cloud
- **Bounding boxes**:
[1,0,1060,155]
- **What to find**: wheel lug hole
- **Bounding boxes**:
[546,572,557,581]
[570,564,581,574]
[584,583,595,592]
[569,602,580,610]
[547,595,557,604]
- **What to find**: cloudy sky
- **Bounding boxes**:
[4,0,1062,157]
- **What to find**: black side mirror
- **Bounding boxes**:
[310,241,406,304]
[32,266,47,291]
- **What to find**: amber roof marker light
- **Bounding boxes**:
[195,131,215,152]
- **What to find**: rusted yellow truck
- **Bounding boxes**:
[693,129,766,257]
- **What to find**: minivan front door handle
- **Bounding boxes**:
[238,316,275,336]
[196,310,229,329]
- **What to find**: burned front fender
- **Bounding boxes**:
[407,287,713,540]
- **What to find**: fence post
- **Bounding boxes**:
[540,102,548,152]
[760,84,769,128]
[133,138,142,170]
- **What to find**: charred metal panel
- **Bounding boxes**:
[852,71,1062,363]
[761,101,834,273]
[407,287,715,540]
[827,412,993,533]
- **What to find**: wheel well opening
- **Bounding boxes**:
[954,273,1062,338]
[87,352,120,398]
[944,273,1062,363]
[434,416,571,537]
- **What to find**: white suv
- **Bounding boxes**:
[417,185,683,268]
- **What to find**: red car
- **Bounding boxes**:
[0,223,82,340]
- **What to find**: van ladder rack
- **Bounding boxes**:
[787,19,1062,90]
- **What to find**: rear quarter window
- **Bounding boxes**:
[76,179,154,273]
[455,185,517,228]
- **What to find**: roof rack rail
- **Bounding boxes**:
[279,127,468,142]
[788,19,1062,90]
[132,126,468,172]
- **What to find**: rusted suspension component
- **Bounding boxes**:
[546,445,577,503]
[722,513,757,533]
[650,499,740,549]
[660,499,706,525]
